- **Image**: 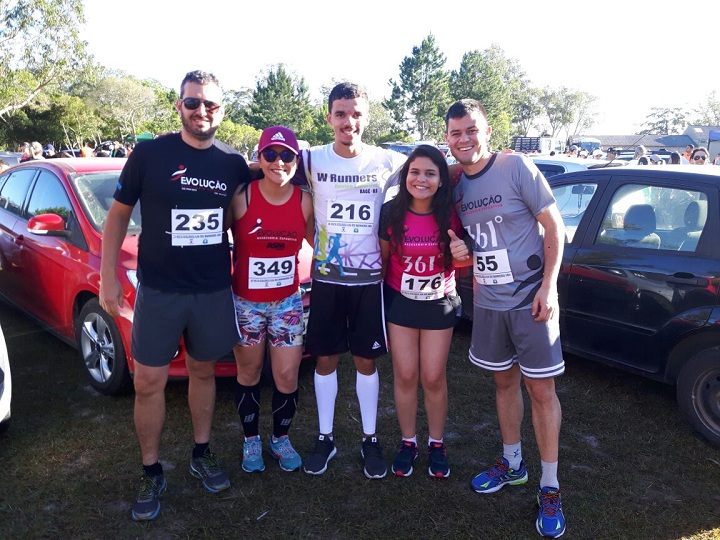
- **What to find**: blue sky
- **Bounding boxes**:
[81,0,718,135]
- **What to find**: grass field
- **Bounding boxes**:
[0,304,719,540]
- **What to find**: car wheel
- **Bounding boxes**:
[677,347,720,446]
[76,299,131,395]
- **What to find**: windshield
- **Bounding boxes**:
[72,171,141,235]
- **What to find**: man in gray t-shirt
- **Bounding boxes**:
[445,99,567,539]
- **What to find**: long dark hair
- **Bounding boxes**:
[387,145,454,269]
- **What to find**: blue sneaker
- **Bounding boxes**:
[131,473,166,521]
[470,457,528,493]
[242,435,265,473]
[536,486,566,538]
[269,435,302,471]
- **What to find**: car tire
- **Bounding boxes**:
[677,347,720,446]
[76,298,131,395]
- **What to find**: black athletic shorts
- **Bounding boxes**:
[383,283,461,330]
[304,281,387,359]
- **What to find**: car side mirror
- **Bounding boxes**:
[28,213,70,238]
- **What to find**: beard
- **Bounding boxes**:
[181,113,219,141]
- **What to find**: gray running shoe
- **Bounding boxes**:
[131,473,167,521]
[190,450,231,493]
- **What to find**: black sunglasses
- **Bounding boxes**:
[261,149,296,163]
[693,155,708,161]
[181,97,221,113]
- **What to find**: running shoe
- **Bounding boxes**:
[361,436,387,479]
[391,440,418,477]
[269,435,302,472]
[190,450,231,493]
[131,473,166,521]
[241,435,265,473]
[427,442,450,478]
[470,457,528,493]
[536,486,566,538]
[303,434,337,475]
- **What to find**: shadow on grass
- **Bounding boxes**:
[0,303,718,540]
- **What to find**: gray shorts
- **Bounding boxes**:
[132,285,240,367]
[469,305,564,379]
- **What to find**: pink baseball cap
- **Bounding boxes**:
[257,126,299,154]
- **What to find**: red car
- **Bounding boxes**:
[0,158,312,395]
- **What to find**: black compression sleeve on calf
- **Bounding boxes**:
[272,388,299,438]
[235,381,261,438]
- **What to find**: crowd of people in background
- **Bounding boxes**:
[15,140,134,161]
[559,142,720,165]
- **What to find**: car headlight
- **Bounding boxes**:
[126,270,138,289]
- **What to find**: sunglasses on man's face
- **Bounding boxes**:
[261,149,297,163]
[693,155,708,161]
[181,97,221,113]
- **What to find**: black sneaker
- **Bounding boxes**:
[131,473,167,521]
[391,440,418,477]
[361,436,387,479]
[303,434,337,475]
[428,442,450,478]
[189,450,231,493]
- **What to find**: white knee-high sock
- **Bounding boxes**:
[356,370,379,436]
[315,370,338,435]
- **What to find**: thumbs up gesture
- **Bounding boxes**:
[448,229,470,262]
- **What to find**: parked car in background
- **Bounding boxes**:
[456,165,720,446]
[0,320,10,434]
[531,156,627,178]
[0,158,312,395]
[0,151,23,167]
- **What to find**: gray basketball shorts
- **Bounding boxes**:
[469,305,564,378]
[132,284,240,367]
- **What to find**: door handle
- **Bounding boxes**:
[666,273,709,287]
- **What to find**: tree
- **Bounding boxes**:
[0,0,88,117]
[86,76,159,141]
[538,87,575,138]
[245,65,314,137]
[223,88,253,125]
[449,47,513,149]
[364,101,408,146]
[513,87,543,136]
[301,102,334,146]
[640,107,687,135]
[567,91,598,138]
[216,121,260,153]
[384,34,451,141]
[692,91,720,126]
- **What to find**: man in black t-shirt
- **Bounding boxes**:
[100,70,250,522]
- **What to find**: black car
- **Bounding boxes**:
[456,165,720,446]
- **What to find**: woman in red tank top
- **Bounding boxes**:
[230,126,314,473]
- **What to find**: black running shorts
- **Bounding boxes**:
[304,281,387,359]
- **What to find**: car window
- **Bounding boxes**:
[26,170,72,221]
[537,164,567,178]
[0,168,36,217]
[73,171,141,234]
[551,182,597,242]
[596,183,707,251]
